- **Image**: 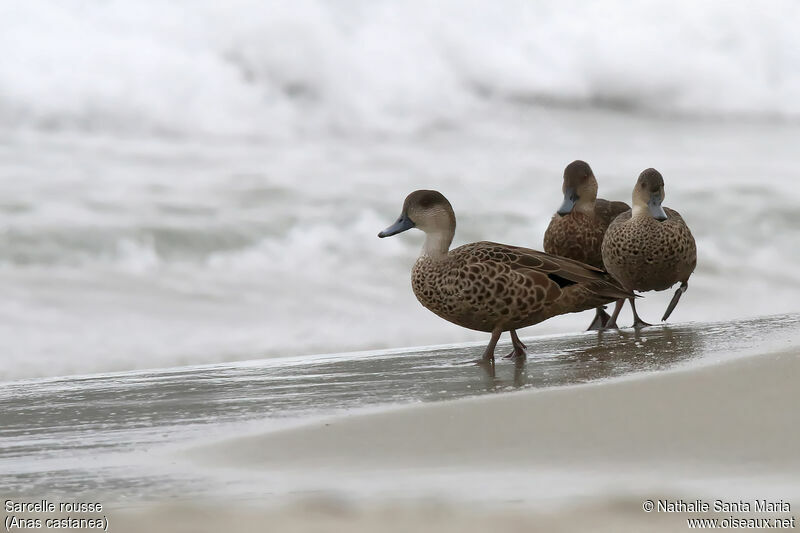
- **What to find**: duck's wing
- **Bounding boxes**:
[663,207,688,224]
[474,241,634,300]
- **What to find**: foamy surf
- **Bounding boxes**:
[2,109,800,380]
[2,0,800,139]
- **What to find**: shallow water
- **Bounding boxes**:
[1,313,798,503]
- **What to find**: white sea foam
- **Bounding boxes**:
[1,3,800,380]
[2,0,800,139]
[2,110,800,381]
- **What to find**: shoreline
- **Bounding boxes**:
[4,311,798,388]
[2,314,798,532]
[2,311,796,385]
[189,344,799,502]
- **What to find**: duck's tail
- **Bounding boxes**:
[587,273,637,302]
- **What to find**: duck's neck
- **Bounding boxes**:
[574,198,595,216]
[574,180,598,216]
[631,203,650,219]
[421,230,453,259]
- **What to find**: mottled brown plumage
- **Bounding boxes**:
[601,168,697,326]
[543,160,629,329]
[602,207,696,292]
[411,241,631,332]
[544,201,626,267]
[379,189,633,361]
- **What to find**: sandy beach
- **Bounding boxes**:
[3,315,799,532]
[143,327,798,532]
[199,348,799,473]
[55,339,800,532]
[107,498,729,533]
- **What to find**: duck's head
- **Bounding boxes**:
[557,160,598,216]
[378,190,456,241]
[633,168,667,221]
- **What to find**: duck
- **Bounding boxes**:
[601,168,697,328]
[378,190,634,362]
[543,160,630,330]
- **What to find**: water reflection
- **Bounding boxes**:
[467,323,704,389]
[0,313,797,501]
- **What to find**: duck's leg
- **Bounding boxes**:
[478,327,503,363]
[662,281,688,322]
[630,298,652,328]
[601,299,625,330]
[502,329,527,359]
[586,306,610,331]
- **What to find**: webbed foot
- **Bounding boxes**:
[502,329,528,360]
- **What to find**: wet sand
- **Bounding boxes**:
[199,348,799,474]
[2,314,799,531]
[19,343,794,532]
[2,499,734,533]
[107,498,719,533]
[182,321,798,532]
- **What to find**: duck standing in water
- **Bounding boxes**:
[543,160,629,330]
[378,190,633,362]
[601,168,697,328]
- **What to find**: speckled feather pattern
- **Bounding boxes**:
[602,207,697,292]
[544,198,630,268]
[411,241,632,333]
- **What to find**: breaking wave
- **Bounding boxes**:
[2,0,800,138]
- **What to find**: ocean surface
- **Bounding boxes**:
[2,1,800,380]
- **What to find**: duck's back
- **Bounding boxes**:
[602,207,697,292]
[543,198,629,268]
[595,198,631,226]
[411,241,631,332]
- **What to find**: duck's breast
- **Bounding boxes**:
[602,208,696,292]
[544,212,607,268]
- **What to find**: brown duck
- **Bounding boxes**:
[543,160,629,329]
[601,168,697,328]
[378,190,633,362]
